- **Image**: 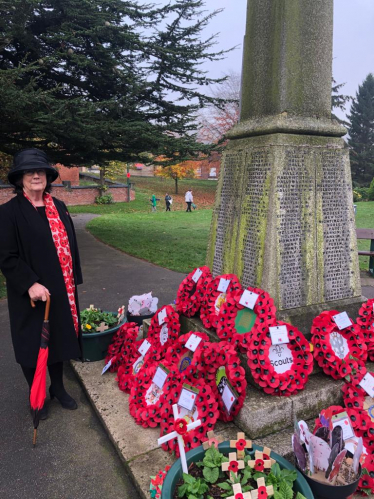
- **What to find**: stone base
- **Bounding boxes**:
[207,133,361,311]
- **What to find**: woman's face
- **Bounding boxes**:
[22,169,47,195]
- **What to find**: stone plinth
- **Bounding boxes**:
[207,133,361,310]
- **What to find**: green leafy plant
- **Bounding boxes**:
[177,473,209,499]
[80,307,117,334]
[95,193,113,205]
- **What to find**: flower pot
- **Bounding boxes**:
[161,441,314,499]
[298,454,361,499]
[82,314,126,362]
[126,311,155,327]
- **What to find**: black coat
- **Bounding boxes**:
[0,194,83,367]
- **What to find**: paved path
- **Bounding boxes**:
[0,213,184,499]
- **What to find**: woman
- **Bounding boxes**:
[165,193,172,211]
[0,149,83,419]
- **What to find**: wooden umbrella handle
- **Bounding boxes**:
[30,295,51,321]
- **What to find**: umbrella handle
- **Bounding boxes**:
[30,295,51,321]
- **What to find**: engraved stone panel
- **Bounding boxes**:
[241,150,272,286]
[276,149,314,309]
[212,150,244,276]
[320,151,355,302]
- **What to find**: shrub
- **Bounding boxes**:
[95,193,113,204]
[354,186,370,201]
[368,178,374,201]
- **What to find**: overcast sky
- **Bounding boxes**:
[181,0,374,120]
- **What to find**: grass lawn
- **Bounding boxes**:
[86,210,212,273]
[0,271,6,300]
[355,201,374,272]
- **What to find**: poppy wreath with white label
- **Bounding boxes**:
[198,341,247,421]
[158,378,219,457]
[200,274,242,330]
[105,322,139,373]
[146,305,180,361]
[216,286,277,352]
[129,360,181,428]
[175,266,212,317]
[356,298,374,361]
[311,311,367,380]
[164,331,210,383]
[247,321,313,396]
[117,338,155,393]
[342,370,374,451]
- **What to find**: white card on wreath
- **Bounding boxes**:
[101,358,112,375]
[152,365,169,389]
[269,325,289,345]
[217,278,230,293]
[359,372,374,398]
[192,268,203,283]
[239,289,259,310]
[138,339,151,356]
[158,308,167,325]
[178,387,198,411]
[222,383,237,414]
[333,311,351,330]
[185,334,202,352]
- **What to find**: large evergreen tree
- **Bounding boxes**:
[0,0,228,166]
[348,73,374,186]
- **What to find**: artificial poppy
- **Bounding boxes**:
[254,459,265,472]
[236,439,247,451]
[175,418,188,435]
[175,266,212,317]
[257,486,268,498]
[147,305,180,361]
[228,461,239,473]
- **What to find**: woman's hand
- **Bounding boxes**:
[28,283,50,302]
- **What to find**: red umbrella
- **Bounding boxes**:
[30,295,51,446]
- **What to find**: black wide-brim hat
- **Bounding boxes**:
[8,148,59,185]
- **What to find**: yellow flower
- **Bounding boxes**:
[86,324,92,330]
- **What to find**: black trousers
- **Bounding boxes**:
[21,361,64,390]
[186,202,192,212]
[166,202,171,211]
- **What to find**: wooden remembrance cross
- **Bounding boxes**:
[221,452,245,480]
[250,477,274,499]
[228,483,251,499]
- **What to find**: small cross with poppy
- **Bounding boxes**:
[230,432,252,459]
[227,483,251,499]
[221,452,245,480]
[250,477,274,499]
[202,430,224,450]
[254,448,276,466]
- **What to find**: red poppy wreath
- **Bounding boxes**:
[356,298,374,361]
[247,321,313,396]
[117,338,155,393]
[164,331,210,383]
[199,341,247,421]
[146,305,180,361]
[342,369,374,452]
[175,266,212,317]
[200,273,242,330]
[216,286,276,351]
[105,322,139,373]
[311,310,367,380]
[129,360,181,428]
[159,379,219,456]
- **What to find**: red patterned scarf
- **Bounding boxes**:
[24,192,79,335]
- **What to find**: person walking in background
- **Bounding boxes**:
[165,193,172,211]
[0,149,83,419]
[150,194,160,212]
[185,189,193,212]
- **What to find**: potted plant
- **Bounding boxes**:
[81,305,126,362]
[161,442,313,499]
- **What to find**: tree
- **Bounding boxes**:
[0,0,230,168]
[155,160,197,194]
[331,78,351,126]
[348,74,374,186]
[197,70,240,144]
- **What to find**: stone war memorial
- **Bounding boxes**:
[207,0,362,330]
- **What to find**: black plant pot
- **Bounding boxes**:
[126,311,155,327]
[298,454,361,499]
